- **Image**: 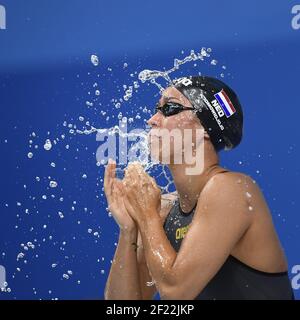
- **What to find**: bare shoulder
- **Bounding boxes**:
[200,170,261,218]
[205,170,259,195]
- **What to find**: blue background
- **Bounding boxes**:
[0,0,300,300]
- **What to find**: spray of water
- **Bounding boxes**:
[3,47,229,298]
[75,47,217,193]
[138,48,212,92]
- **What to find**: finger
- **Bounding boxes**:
[124,165,134,184]
[150,176,158,187]
[121,192,135,219]
[125,164,134,178]
[130,164,143,182]
[139,171,153,188]
[104,160,116,197]
[144,173,157,187]
[118,183,130,207]
[123,178,134,192]
[123,165,136,186]
[117,179,129,193]
[127,162,141,176]
[111,180,119,202]
[114,180,124,196]
[105,159,115,179]
[104,163,111,191]
[124,163,144,190]
[108,159,116,180]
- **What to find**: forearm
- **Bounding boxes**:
[104,229,143,300]
[139,212,177,297]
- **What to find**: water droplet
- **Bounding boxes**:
[146,280,155,286]
[44,139,52,151]
[27,242,35,249]
[90,54,99,66]
[17,252,25,260]
[86,101,94,107]
[49,181,58,188]
[27,152,33,159]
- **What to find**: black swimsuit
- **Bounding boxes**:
[163,198,295,300]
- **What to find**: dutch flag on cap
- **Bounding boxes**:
[214,89,236,118]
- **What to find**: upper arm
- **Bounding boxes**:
[137,191,177,300]
[162,174,254,300]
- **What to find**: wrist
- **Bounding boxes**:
[120,224,137,233]
[139,210,161,229]
[119,227,138,242]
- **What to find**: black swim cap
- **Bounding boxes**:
[172,76,243,152]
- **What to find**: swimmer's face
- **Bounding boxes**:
[147,86,205,164]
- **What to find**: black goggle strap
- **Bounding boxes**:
[155,102,195,115]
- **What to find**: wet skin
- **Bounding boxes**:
[104,86,288,300]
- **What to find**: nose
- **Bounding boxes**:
[147,111,162,128]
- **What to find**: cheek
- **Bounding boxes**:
[161,117,175,130]
[162,114,187,130]
[173,113,198,130]
[160,114,202,144]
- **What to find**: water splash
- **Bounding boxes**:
[73,47,223,192]
[138,48,212,92]
[4,47,229,298]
